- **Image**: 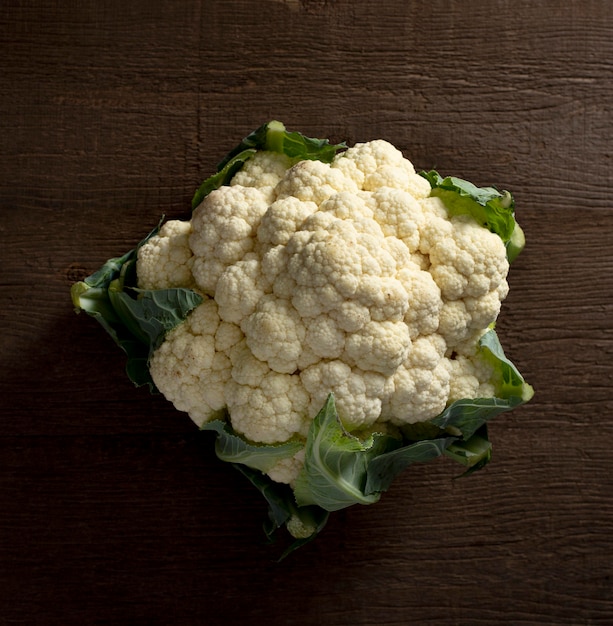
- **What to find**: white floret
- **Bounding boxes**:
[354,275,409,322]
[319,190,374,221]
[418,197,455,255]
[260,243,289,286]
[464,286,508,330]
[148,298,231,426]
[383,346,451,426]
[276,159,359,205]
[437,300,473,346]
[190,185,270,294]
[332,139,431,197]
[447,353,496,402]
[301,360,387,431]
[228,339,269,387]
[329,300,371,333]
[343,320,412,376]
[291,281,345,320]
[283,210,413,327]
[354,227,398,275]
[214,252,271,324]
[369,188,426,252]
[137,220,195,290]
[241,295,306,374]
[214,321,243,353]
[266,448,306,486]
[383,235,414,270]
[226,371,310,443]
[397,264,443,339]
[257,196,319,247]
[333,139,406,179]
[285,217,363,299]
[409,334,447,369]
[304,314,346,359]
[428,215,509,300]
[230,150,293,202]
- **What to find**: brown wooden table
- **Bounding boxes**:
[2,1,612,624]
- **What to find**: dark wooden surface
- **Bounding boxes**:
[2,1,612,624]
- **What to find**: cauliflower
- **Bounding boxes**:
[137,131,518,483]
[73,121,532,548]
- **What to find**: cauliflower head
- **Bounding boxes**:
[137,141,512,486]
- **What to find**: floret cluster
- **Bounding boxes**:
[136,140,510,484]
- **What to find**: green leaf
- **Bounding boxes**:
[479,328,535,402]
[108,284,204,354]
[215,121,275,170]
[505,222,525,263]
[293,395,401,512]
[231,463,294,535]
[71,223,203,389]
[232,464,329,560]
[264,120,347,163]
[191,148,257,210]
[218,120,346,167]
[191,121,346,209]
[430,329,533,441]
[200,418,303,473]
[197,331,531,544]
[365,436,455,495]
[420,169,525,261]
[399,420,447,442]
[430,396,523,441]
[443,426,492,477]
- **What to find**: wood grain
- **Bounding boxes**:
[1,0,612,624]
